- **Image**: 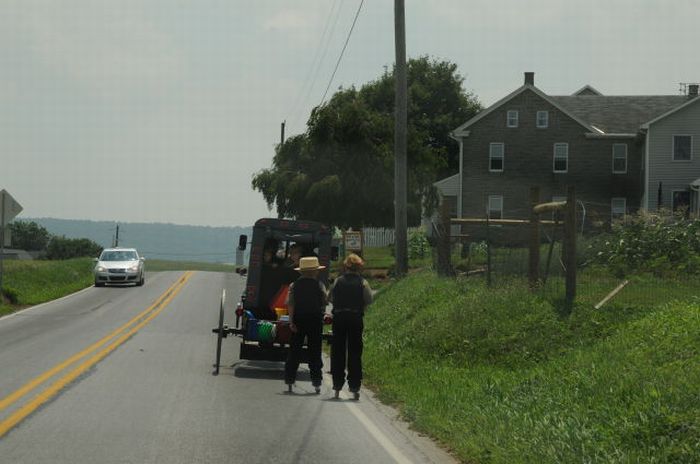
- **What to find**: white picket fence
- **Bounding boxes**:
[361,227,421,248]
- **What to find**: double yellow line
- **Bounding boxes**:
[0,271,194,438]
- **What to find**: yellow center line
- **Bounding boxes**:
[0,272,192,415]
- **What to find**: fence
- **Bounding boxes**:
[362,227,421,248]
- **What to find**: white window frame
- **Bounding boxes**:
[553,143,569,173]
[487,195,503,219]
[612,143,628,174]
[507,110,518,128]
[673,135,692,161]
[489,143,504,172]
[536,111,549,128]
[672,190,691,212]
[611,197,626,221]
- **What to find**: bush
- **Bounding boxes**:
[9,220,50,251]
[1,286,19,304]
[46,236,103,260]
[407,229,430,259]
[588,211,700,276]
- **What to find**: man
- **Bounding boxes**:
[329,253,373,400]
[284,256,327,393]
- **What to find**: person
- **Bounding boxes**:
[329,253,373,400]
[284,256,328,394]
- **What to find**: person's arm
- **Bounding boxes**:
[287,283,297,332]
[362,278,373,309]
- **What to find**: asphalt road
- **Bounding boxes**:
[0,271,454,464]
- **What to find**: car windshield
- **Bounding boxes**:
[100,251,138,261]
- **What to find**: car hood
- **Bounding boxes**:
[97,261,139,269]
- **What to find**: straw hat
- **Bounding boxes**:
[294,256,326,271]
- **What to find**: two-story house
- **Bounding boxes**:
[442,72,695,231]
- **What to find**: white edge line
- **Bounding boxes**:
[0,285,93,322]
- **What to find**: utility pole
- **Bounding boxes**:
[393,0,408,276]
[0,190,5,296]
[114,224,120,247]
[280,120,286,146]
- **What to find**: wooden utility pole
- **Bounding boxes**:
[393,0,408,276]
[280,120,286,146]
[114,224,120,247]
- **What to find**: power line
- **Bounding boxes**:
[287,0,341,125]
[319,0,365,107]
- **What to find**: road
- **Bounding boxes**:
[0,271,454,464]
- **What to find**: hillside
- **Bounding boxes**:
[27,218,252,263]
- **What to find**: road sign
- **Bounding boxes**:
[1,190,23,226]
[343,230,363,254]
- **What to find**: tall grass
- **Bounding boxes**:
[364,272,700,463]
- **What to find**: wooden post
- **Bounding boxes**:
[528,187,540,290]
[564,186,577,307]
[436,199,454,277]
[486,213,492,287]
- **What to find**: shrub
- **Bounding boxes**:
[46,236,103,260]
[407,229,430,259]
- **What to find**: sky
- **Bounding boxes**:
[1,0,698,227]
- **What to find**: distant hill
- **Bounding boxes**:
[27,218,252,264]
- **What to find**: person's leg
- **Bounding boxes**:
[306,318,324,388]
[284,327,304,385]
[346,314,364,393]
[331,314,348,391]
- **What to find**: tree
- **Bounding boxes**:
[9,220,51,251]
[46,236,103,260]
[253,56,482,228]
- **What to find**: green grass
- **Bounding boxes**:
[364,271,700,463]
[0,258,95,316]
[145,259,235,273]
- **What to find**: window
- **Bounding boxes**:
[673,190,691,213]
[553,143,568,173]
[489,143,504,172]
[536,111,549,128]
[487,195,503,219]
[611,197,626,221]
[612,143,627,173]
[673,135,692,161]
[507,110,518,128]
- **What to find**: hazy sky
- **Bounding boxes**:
[2,0,698,227]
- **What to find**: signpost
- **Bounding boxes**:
[1,189,24,296]
[343,230,363,257]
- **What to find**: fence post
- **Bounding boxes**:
[436,199,454,277]
[486,213,492,287]
[529,186,541,290]
[564,186,577,307]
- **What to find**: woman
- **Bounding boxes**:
[329,253,373,400]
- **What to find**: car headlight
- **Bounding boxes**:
[128,265,140,272]
[96,265,107,272]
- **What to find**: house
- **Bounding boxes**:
[439,72,697,233]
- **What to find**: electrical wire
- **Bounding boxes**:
[319,0,365,107]
[287,0,342,126]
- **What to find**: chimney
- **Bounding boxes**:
[689,84,699,98]
[524,72,535,86]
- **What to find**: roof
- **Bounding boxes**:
[550,95,687,134]
[433,174,460,196]
[572,85,603,96]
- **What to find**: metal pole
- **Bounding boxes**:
[393,0,408,276]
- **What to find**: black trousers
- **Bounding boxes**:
[330,311,364,391]
[285,316,323,386]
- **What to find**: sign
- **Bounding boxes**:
[1,189,23,227]
[343,230,363,254]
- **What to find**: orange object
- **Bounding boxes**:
[269,285,289,312]
[274,307,289,318]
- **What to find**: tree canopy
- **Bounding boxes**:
[252,56,481,228]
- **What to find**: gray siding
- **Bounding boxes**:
[647,98,700,210]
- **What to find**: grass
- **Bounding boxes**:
[0,258,235,317]
[0,258,95,317]
[363,271,700,463]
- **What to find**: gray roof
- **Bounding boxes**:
[549,95,688,134]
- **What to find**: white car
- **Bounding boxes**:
[94,248,145,287]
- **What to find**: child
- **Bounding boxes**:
[284,256,327,393]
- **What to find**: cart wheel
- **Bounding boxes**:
[214,289,226,375]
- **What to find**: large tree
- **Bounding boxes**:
[9,220,51,251]
[253,56,481,228]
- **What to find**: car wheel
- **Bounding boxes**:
[137,274,145,287]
